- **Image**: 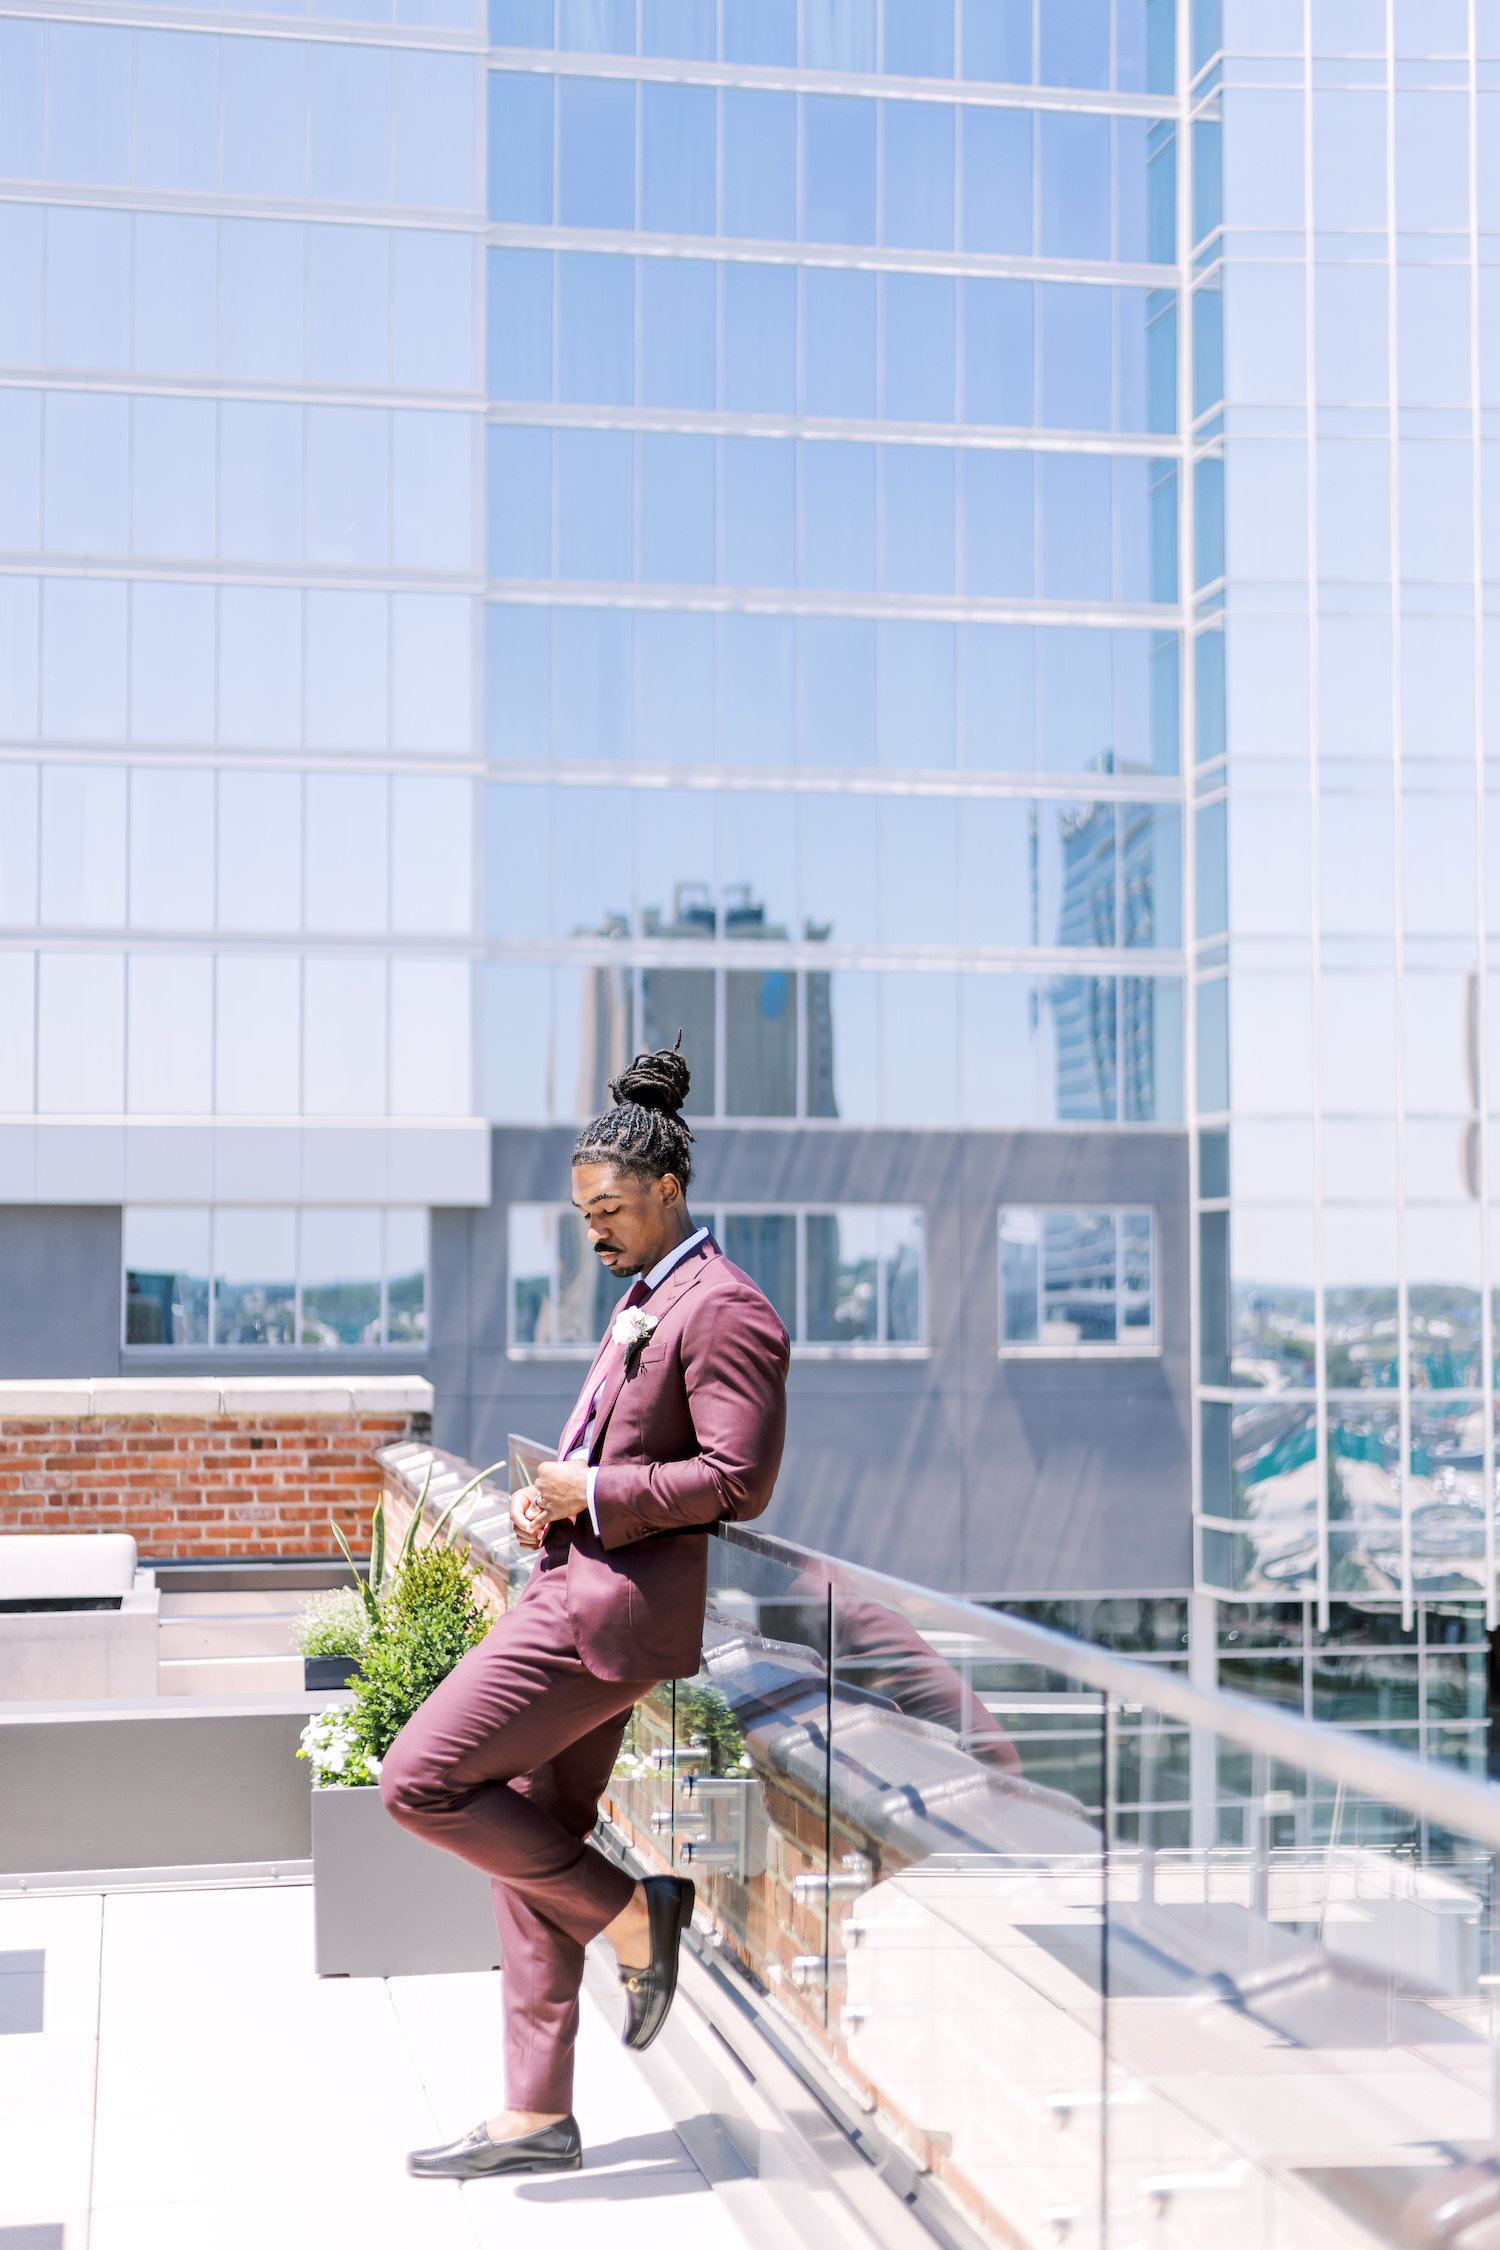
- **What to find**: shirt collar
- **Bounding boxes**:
[641,1225,709,1295]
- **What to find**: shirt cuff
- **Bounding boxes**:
[586,1465,601,1536]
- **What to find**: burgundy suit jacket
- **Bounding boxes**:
[535,1235,790,1682]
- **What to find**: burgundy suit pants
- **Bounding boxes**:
[379,1565,652,2112]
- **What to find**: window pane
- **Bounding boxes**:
[222,219,304,382]
[135,214,217,376]
[42,579,127,741]
[802,440,876,589]
[962,0,1032,83]
[801,791,876,941]
[804,0,875,70]
[637,610,714,762]
[962,974,1040,1124]
[884,273,955,421]
[881,970,958,1122]
[641,258,715,409]
[724,263,795,412]
[487,425,552,577]
[216,955,300,1114]
[1040,799,1116,948]
[804,95,877,245]
[722,89,796,239]
[726,969,795,1116]
[724,0,795,63]
[1043,1209,1117,1343]
[882,446,955,593]
[40,764,126,925]
[488,69,553,222]
[723,1212,796,1328]
[306,589,389,750]
[395,229,473,389]
[961,107,1032,252]
[130,580,212,747]
[556,609,632,761]
[558,429,633,580]
[560,76,635,227]
[309,46,392,203]
[307,224,389,384]
[124,1207,210,1346]
[130,766,214,929]
[510,1203,554,1343]
[300,1208,382,1347]
[1045,974,1118,1120]
[486,604,551,757]
[393,409,471,569]
[1001,1209,1040,1341]
[1039,112,1110,258]
[885,0,953,74]
[722,615,795,765]
[882,1208,923,1342]
[219,586,302,750]
[721,436,795,586]
[812,968,877,1118]
[559,251,633,405]
[305,772,389,932]
[47,24,132,186]
[386,1209,428,1345]
[214,1207,297,1346]
[220,402,304,562]
[561,0,634,49]
[804,268,876,418]
[961,449,1034,595]
[800,617,876,764]
[307,404,389,564]
[642,967,715,1113]
[1120,1210,1153,1334]
[394,52,475,209]
[882,102,955,250]
[640,432,714,583]
[642,82,715,234]
[136,31,219,192]
[44,393,127,554]
[132,397,216,559]
[806,1210,879,1343]
[304,957,387,1114]
[224,39,307,198]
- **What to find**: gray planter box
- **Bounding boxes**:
[312,1784,503,1978]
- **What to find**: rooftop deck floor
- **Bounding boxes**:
[0,1879,768,2250]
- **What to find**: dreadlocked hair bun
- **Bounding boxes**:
[573,1037,695,1189]
[608,1044,691,1116]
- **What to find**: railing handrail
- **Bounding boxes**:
[717,1521,1500,1851]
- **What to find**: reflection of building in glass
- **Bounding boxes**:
[1192,5,1500,1721]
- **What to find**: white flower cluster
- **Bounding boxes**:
[298,1710,382,1789]
[612,1306,658,1354]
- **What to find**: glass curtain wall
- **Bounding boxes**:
[1194,0,1499,1634]
[481,0,1190,1130]
[0,5,485,1156]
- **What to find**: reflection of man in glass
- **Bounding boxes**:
[381,1045,790,2180]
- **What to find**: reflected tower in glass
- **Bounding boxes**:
[1191,0,1500,1679]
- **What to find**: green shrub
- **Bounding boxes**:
[300,1515,492,1786]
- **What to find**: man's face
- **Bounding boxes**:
[572,1162,683,1278]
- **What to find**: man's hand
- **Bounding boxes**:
[511,1463,591,1550]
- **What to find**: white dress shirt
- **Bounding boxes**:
[569,1226,710,1534]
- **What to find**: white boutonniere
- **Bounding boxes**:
[613,1306,658,1365]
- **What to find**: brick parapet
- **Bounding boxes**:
[0,1378,432,1557]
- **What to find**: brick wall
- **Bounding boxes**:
[0,1379,431,1558]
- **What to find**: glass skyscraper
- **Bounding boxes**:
[9,0,1494,1729]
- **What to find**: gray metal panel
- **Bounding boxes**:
[0,1206,123,1377]
[0,1697,318,1872]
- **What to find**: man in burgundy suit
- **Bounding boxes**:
[383,1044,789,2180]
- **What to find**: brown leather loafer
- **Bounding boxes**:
[619,1875,696,2052]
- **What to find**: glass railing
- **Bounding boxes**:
[386,1444,1500,2250]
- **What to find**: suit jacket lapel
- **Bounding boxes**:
[585,1237,720,1461]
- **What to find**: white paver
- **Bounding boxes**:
[0,1881,761,2250]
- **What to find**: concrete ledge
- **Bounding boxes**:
[0,1376,433,1418]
